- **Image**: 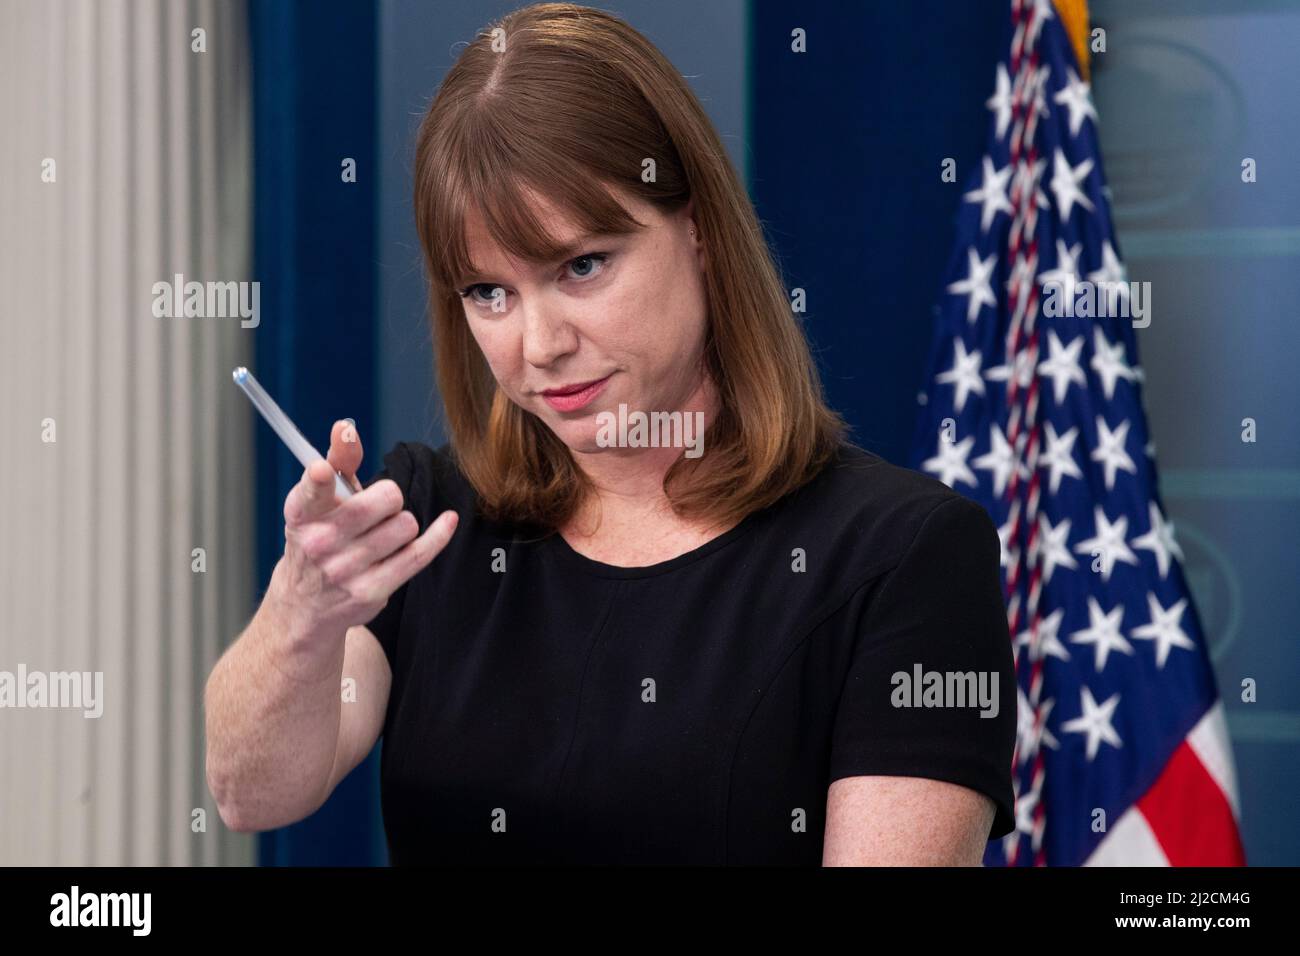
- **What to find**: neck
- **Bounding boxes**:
[565,372,719,534]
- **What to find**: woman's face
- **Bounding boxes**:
[457,189,710,455]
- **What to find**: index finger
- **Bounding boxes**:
[329,418,364,493]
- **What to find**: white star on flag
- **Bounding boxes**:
[947,247,998,322]
[1037,330,1086,404]
[964,156,1014,233]
[973,423,1022,496]
[1035,513,1078,584]
[1039,422,1084,493]
[1132,593,1195,668]
[1131,502,1183,579]
[936,338,985,412]
[1053,67,1097,137]
[1074,505,1139,581]
[1049,147,1095,220]
[1069,596,1135,671]
[1090,326,1136,399]
[1062,686,1123,761]
[922,434,977,488]
[1091,416,1138,491]
[987,63,1013,140]
[1038,238,1083,302]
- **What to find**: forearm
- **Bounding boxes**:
[204,560,347,832]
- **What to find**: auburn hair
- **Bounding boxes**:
[412,2,847,533]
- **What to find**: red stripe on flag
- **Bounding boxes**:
[1136,741,1246,866]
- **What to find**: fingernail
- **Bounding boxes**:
[344,418,355,427]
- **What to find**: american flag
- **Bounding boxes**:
[909,0,1246,866]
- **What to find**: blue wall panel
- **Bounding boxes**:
[249,0,384,866]
[749,0,1005,464]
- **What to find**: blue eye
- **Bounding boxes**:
[457,253,610,308]
[458,283,505,306]
[568,253,609,279]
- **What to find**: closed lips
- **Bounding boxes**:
[542,376,608,396]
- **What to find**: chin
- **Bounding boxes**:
[548,418,610,455]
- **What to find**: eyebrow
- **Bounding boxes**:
[458,232,615,285]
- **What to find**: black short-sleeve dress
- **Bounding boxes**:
[361,440,1017,865]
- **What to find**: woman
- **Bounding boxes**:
[205,1,1016,865]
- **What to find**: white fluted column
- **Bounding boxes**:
[0,0,255,866]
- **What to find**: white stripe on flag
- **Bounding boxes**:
[1085,808,1170,866]
[1187,701,1241,821]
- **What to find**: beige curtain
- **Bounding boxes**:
[0,0,254,865]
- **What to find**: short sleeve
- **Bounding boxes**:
[359,441,418,668]
[830,494,1018,841]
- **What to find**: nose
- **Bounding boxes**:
[520,298,578,369]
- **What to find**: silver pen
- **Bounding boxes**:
[232,366,355,499]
